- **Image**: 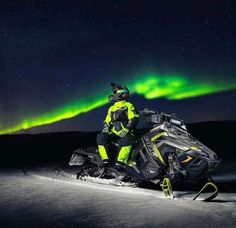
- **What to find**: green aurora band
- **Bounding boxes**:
[1,74,236,134]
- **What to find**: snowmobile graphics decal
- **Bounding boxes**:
[142,135,157,158]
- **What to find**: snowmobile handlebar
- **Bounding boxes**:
[139,108,185,128]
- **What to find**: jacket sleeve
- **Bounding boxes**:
[126,103,139,130]
[104,107,112,126]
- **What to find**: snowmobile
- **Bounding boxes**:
[69,108,221,201]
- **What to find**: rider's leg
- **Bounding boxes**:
[116,133,135,165]
[96,132,111,165]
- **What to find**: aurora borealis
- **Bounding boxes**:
[0,0,235,134]
[129,75,236,100]
[1,74,235,134]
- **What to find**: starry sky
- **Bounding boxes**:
[0,0,235,134]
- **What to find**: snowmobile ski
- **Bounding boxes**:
[161,177,174,199]
[193,182,218,201]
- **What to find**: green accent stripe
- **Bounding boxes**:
[153,144,166,165]
[151,132,167,165]
[151,132,167,141]
[117,145,132,163]
[98,145,109,160]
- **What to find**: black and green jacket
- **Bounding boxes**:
[104,100,139,135]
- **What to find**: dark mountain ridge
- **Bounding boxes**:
[0,121,235,165]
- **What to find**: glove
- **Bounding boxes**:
[126,118,139,130]
[111,122,129,137]
[118,127,129,137]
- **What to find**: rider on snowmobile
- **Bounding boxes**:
[96,83,139,172]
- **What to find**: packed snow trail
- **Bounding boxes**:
[0,168,236,227]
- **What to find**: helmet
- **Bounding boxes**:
[108,83,129,102]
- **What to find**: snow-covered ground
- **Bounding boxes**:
[0,167,236,227]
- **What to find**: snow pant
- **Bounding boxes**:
[96,132,135,165]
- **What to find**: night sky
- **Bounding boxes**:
[0,0,235,134]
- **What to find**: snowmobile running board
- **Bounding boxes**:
[193,182,219,201]
[81,176,137,187]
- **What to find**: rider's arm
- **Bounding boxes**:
[101,107,112,133]
[127,103,139,130]
[104,107,112,126]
